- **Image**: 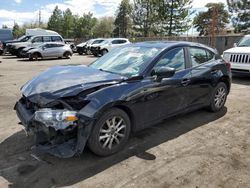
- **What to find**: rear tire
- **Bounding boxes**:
[87,108,131,156]
[208,82,228,112]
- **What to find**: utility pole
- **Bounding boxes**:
[38,10,41,27]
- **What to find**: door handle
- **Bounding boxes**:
[181,78,190,86]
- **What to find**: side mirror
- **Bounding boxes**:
[42,46,46,50]
[233,43,238,47]
[152,67,176,81]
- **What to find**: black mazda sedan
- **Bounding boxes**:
[15,41,231,158]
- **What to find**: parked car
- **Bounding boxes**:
[223,35,250,75]
[9,35,64,57]
[4,35,32,53]
[76,40,89,55]
[87,39,106,55]
[0,41,3,55]
[76,39,105,55]
[91,38,130,56]
[15,41,231,158]
[21,42,72,60]
[0,29,13,42]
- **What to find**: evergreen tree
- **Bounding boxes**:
[132,0,156,37]
[114,0,132,37]
[193,3,230,36]
[62,8,74,38]
[12,23,25,38]
[93,17,115,38]
[158,0,192,36]
[227,0,250,32]
[47,6,63,35]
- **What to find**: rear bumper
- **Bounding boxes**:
[14,100,93,158]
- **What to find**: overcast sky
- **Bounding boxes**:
[0,0,227,28]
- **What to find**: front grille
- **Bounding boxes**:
[230,54,250,64]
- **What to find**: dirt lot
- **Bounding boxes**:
[0,54,250,188]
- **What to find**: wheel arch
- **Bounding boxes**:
[218,75,231,93]
[63,51,72,56]
[80,100,137,133]
[112,104,136,132]
[32,51,42,57]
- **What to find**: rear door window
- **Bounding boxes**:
[32,37,43,43]
[43,36,51,42]
[111,40,120,44]
[119,40,127,44]
[51,36,63,42]
[189,48,215,66]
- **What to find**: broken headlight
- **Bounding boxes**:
[34,109,78,130]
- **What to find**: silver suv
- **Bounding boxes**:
[9,35,64,57]
[21,42,72,60]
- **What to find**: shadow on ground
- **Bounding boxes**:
[17,58,70,62]
[0,108,227,188]
[232,76,250,86]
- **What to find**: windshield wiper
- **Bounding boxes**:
[99,69,118,75]
[99,68,127,77]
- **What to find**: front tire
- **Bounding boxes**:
[101,49,108,56]
[209,82,228,112]
[87,108,131,156]
[17,48,24,58]
[29,52,40,61]
[64,51,71,59]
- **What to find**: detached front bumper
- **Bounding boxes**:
[14,100,93,158]
[90,47,101,56]
[20,51,29,58]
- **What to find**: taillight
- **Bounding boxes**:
[225,62,231,70]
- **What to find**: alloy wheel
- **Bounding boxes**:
[99,116,126,150]
[214,86,226,109]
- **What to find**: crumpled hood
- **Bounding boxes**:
[76,42,87,47]
[22,65,125,103]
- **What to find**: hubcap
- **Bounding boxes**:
[99,116,126,150]
[214,87,226,109]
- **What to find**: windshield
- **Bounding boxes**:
[18,35,31,42]
[89,46,162,77]
[238,36,250,47]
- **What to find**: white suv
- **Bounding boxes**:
[91,38,130,56]
[223,35,250,75]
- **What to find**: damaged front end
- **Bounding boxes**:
[14,96,93,158]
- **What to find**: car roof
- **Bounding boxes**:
[133,41,216,53]
[43,42,65,45]
[110,38,128,40]
[31,35,62,38]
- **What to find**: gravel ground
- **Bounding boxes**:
[0,54,250,188]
